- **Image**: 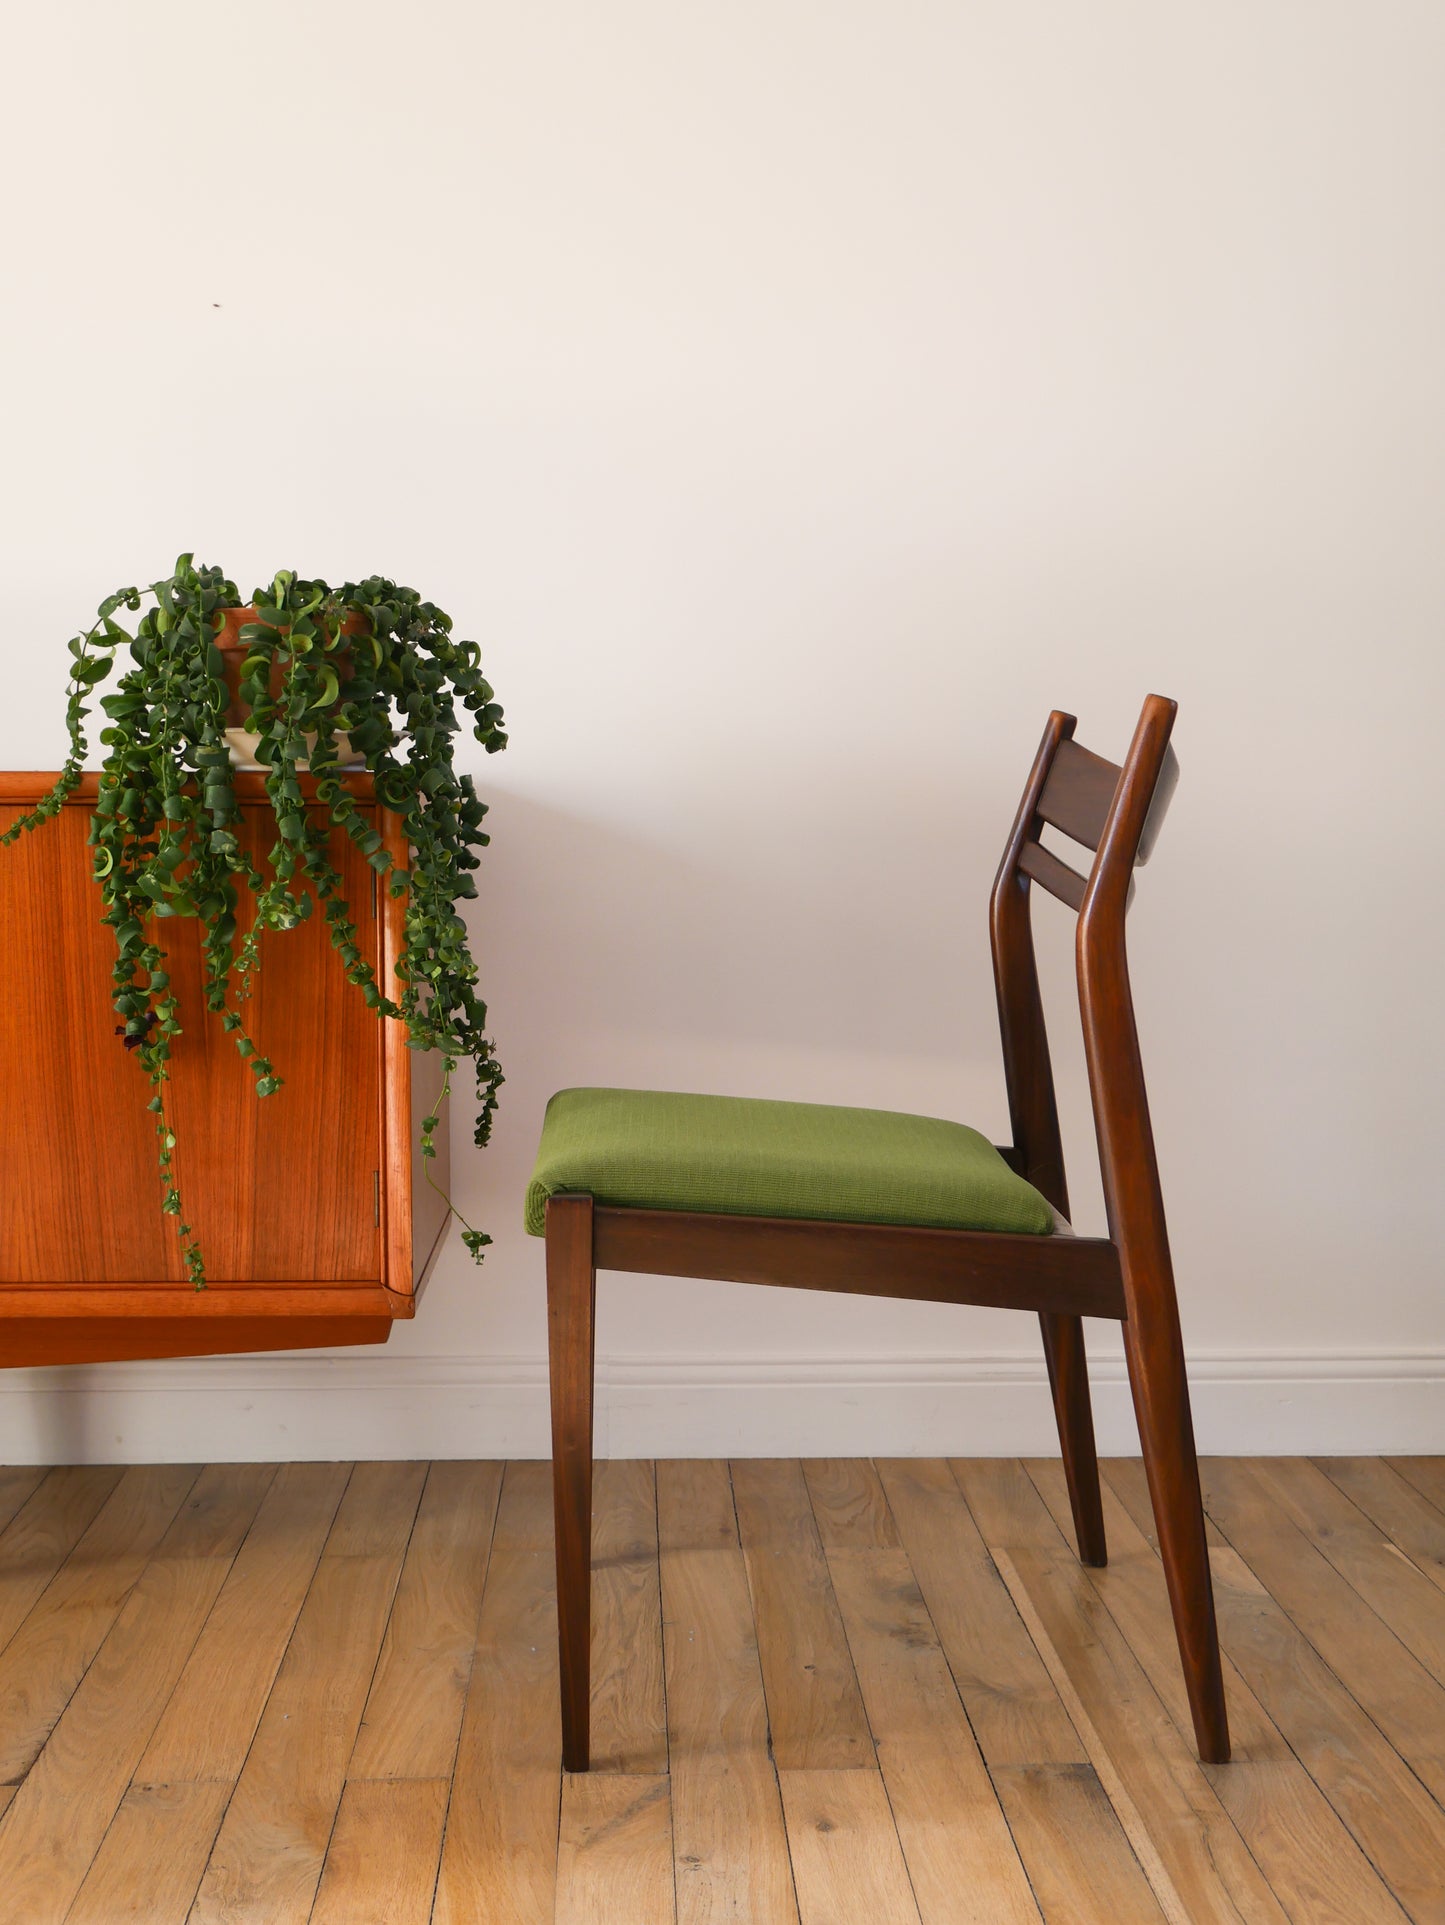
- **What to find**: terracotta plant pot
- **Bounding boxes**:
[213,605,368,769]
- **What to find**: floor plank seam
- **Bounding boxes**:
[817,1459,1044,1923]
[65,1541,245,1914]
[185,1460,361,1923]
[1248,1458,1445,1673]
[1018,1459,1305,1925]
[1307,1457,1445,1613]
[3,1464,207,1791]
[421,1465,506,1925]
[0,1467,126,1669]
[1199,1483,1445,1833]
[7,1457,1445,1925]
[1101,1459,1435,1920]
[654,1460,682,1925]
[306,1465,430,1924]
[991,1546,1195,1925]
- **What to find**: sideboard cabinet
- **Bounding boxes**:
[0,773,448,1366]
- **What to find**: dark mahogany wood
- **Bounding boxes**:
[989,712,1108,1570]
[1075,698,1229,1763]
[0,771,442,1362]
[546,1191,596,1775]
[1037,735,1123,851]
[543,693,1230,1768]
[591,1205,1123,1319]
[1018,839,1088,911]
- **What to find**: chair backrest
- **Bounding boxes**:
[989,695,1179,1239]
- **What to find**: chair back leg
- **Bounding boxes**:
[546,1192,597,1773]
[1038,1311,1108,1566]
[1122,1279,1231,1762]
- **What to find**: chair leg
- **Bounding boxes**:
[1038,1311,1107,1567]
[1123,1291,1231,1764]
[546,1192,597,1773]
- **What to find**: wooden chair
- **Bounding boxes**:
[535,693,1229,1769]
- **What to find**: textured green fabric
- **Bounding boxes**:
[524,1087,1054,1238]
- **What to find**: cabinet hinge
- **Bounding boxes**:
[373,1170,381,1226]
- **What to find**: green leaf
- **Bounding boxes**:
[24,558,508,1278]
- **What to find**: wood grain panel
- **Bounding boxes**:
[1029,1460,1406,1925]
[137,1460,351,1784]
[0,1466,46,1536]
[432,1463,562,1925]
[879,1461,1162,1920]
[1390,1456,1445,1513]
[991,1762,1170,1925]
[825,1548,1041,1923]
[557,1774,676,1925]
[0,1463,200,1781]
[66,1780,230,1925]
[1109,1458,1445,1921]
[246,803,384,1281]
[379,801,453,1299]
[1002,1542,1288,1925]
[0,1465,122,1658]
[952,1461,1263,1925]
[588,1458,667,1775]
[0,1310,396,1367]
[1320,1456,1445,1597]
[803,1457,901,1550]
[347,1459,501,1782]
[188,1461,426,1925]
[311,1778,450,1925]
[877,1458,1083,1768]
[0,1463,273,1925]
[0,1453,1438,1923]
[780,1768,922,1925]
[0,797,384,1285]
[1199,1457,1445,1809]
[658,1459,799,1925]
[732,1457,871,1771]
[1252,1456,1445,1681]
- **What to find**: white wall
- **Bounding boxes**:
[2,0,1441,1460]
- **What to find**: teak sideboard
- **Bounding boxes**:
[0,772,448,1367]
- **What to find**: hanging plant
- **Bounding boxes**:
[2,555,507,1284]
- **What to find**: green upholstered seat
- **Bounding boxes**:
[524,1087,1054,1239]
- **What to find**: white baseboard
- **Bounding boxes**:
[0,1349,1440,1463]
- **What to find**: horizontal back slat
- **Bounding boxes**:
[1018,840,1088,911]
[1037,738,1122,851]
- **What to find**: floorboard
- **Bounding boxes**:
[0,1455,1438,1922]
[1031,1459,1408,1924]
[188,1460,427,1925]
[431,1461,562,1925]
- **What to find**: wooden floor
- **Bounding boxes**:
[0,1457,1442,1922]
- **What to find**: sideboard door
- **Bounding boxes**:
[0,798,384,1285]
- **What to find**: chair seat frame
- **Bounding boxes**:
[545,694,1230,1769]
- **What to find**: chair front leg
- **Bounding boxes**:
[546,1192,597,1773]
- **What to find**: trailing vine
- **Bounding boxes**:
[2,556,507,1284]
